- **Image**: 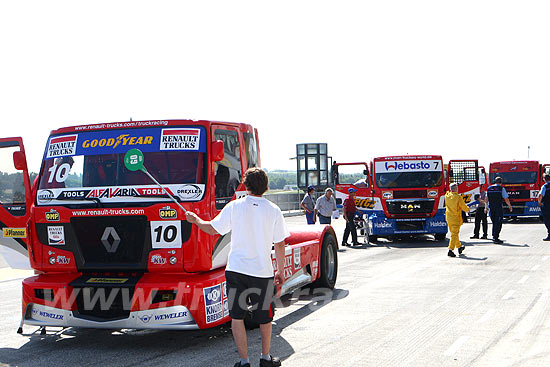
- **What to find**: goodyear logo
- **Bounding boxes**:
[159,206,177,219]
[46,209,60,221]
[81,134,153,149]
[86,278,128,284]
[3,228,27,238]
[355,198,375,209]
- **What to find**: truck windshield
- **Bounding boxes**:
[36,126,207,205]
[376,172,443,189]
[490,171,538,184]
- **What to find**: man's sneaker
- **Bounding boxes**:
[493,239,503,244]
[353,242,361,246]
[447,250,456,257]
[543,237,550,241]
[260,356,281,367]
[458,246,465,255]
[470,235,479,239]
[342,242,350,247]
[480,235,488,239]
[234,362,250,367]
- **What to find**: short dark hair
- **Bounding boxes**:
[494,176,503,184]
[243,167,268,196]
[544,174,550,182]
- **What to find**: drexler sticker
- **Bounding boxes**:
[2,228,27,238]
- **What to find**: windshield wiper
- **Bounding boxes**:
[54,197,103,208]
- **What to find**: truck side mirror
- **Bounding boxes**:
[13,151,26,171]
[363,170,368,176]
[212,140,224,162]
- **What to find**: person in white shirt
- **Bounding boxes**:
[186,168,288,367]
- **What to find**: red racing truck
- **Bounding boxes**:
[488,160,550,217]
[0,119,338,332]
[334,156,480,242]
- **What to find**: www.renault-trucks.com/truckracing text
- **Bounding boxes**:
[333,156,481,243]
[0,119,338,332]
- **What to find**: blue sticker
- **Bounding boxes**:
[44,126,206,159]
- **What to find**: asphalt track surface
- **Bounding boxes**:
[1,216,550,366]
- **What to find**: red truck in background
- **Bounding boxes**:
[333,157,481,242]
[0,119,338,332]
[489,161,550,218]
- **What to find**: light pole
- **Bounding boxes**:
[528,146,530,159]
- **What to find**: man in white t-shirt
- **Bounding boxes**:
[186,167,289,367]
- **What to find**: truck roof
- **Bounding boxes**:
[490,160,540,165]
[49,119,255,135]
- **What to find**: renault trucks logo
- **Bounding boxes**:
[385,161,431,170]
[101,227,121,253]
[46,135,78,158]
[160,128,200,151]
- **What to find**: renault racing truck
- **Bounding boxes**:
[0,119,338,332]
[489,160,550,218]
[334,156,481,243]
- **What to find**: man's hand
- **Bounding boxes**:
[508,206,513,213]
[274,269,284,286]
[185,211,199,224]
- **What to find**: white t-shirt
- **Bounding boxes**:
[210,195,290,278]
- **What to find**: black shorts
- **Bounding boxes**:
[225,271,275,324]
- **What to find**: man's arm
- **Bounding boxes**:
[504,198,513,212]
[185,212,220,235]
[274,241,285,285]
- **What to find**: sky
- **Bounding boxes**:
[1,1,549,175]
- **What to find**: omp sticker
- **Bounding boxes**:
[45,209,60,221]
[2,228,27,238]
[47,226,65,245]
[86,278,128,284]
[159,206,177,219]
[46,135,78,159]
[160,128,201,151]
[204,284,225,324]
[150,221,182,249]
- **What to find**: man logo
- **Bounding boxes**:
[101,227,121,253]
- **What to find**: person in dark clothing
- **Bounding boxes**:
[537,174,550,241]
[471,187,489,239]
[486,177,513,244]
[342,187,360,246]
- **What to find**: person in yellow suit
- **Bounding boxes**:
[445,183,470,257]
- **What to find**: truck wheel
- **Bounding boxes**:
[434,233,446,241]
[313,233,338,289]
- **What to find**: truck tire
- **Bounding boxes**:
[434,233,446,241]
[313,233,338,289]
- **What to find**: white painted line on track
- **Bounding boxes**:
[531,264,541,271]
[477,309,495,323]
[518,275,530,284]
[502,290,516,300]
[444,336,469,356]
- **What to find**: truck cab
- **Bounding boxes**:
[0,119,338,332]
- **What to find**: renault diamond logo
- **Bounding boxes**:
[101,227,121,253]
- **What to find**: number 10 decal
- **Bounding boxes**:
[150,221,182,249]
